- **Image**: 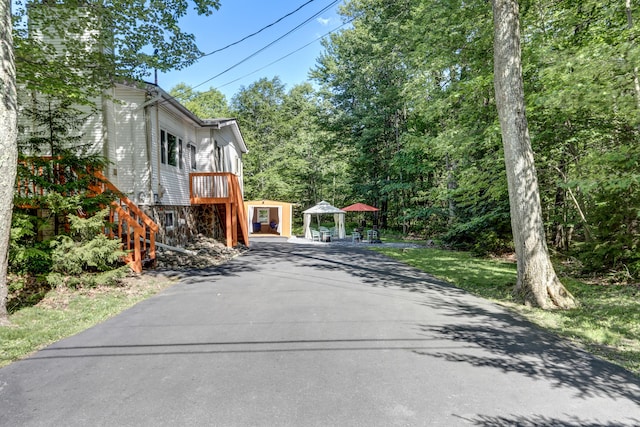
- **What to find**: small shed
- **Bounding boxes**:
[303,200,346,240]
[244,200,293,238]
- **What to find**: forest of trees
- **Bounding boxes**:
[1,0,639,320]
[180,0,638,285]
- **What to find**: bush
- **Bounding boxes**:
[441,212,513,255]
[9,213,52,275]
[46,209,128,287]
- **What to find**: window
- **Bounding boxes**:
[167,133,177,166]
[215,140,223,171]
[160,129,182,167]
[160,130,167,164]
[164,212,174,229]
[257,209,269,224]
[189,144,197,170]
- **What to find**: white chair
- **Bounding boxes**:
[352,231,362,243]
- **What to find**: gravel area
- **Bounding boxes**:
[155,235,248,270]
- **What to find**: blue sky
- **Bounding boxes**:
[158,0,346,101]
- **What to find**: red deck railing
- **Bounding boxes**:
[190,172,249,247]
[91,172,158,273]
[15,158,158,273]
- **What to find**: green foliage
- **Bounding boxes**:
[9,213,52,275]
[375,246,640,375]
[169,83,232,118]
[309,0,640,280]
[13,0,222,101]
[312,0,509,244]
[46,210,128,287]
[230,78,350,209]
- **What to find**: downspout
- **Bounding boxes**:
[211,128,216,172]
[101,88,112,174]
[143,101,153,203]
[110,87,119,187]
[155,95,161,202]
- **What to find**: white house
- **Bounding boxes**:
[99,82,249,248]
[17,3,250,271]
[18,80,250,271]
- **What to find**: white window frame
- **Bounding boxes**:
[160,128,182,168]
[188,143,197,170]
[164,211,175,230]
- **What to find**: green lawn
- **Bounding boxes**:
[1,275,175,368]
[2,247,639,377]
[373,246,640,376]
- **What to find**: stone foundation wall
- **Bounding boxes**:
[141,205,225,247]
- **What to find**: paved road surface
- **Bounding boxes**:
[1,242,639,426]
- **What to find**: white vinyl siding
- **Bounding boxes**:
[105,86,149,200]
[155,109,194,206]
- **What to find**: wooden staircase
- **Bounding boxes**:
[16,160,249,272]
[90,172,158,273]
[189,172,250,247]
[15,158,158,273]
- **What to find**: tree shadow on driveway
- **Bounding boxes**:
[160,242,640,414]
[241,243,640,404]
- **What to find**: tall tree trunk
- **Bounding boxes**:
[492,0,577,309]
[0,0,18,325]
[626,0,640,113]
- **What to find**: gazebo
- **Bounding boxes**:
[303,200,346,240]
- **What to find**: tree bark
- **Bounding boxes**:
[626,0,640,113]
[492,0,577,309]
[0,0,18,325]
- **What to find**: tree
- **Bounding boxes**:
[14,95,113,237]
[232,77,289,200]
[520,0,640,277]
[492,0,577,309]
[169,83,232,118]
[2,0,223,321]
[1,0,18,325]
[13,1,222,99]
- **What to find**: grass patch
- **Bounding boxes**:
[1,274,176,368]
[373,246,640,377]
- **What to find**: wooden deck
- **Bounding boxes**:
[15,160,249,272]
[190,172,250,248]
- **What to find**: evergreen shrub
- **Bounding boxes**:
[47,209,128,287]
[9,213,52,275]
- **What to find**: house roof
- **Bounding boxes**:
[245,199,293,207]
[126,81,249,153]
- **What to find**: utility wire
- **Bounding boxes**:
[191,0,341,90]
[200,0,317,57]
[216,17,354,91]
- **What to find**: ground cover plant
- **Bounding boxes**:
[373,245,640,377]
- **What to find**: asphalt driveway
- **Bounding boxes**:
[1,241,639,426]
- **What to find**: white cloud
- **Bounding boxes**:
[317,17,330,26]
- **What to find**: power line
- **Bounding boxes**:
[200,0,317,57]
[191,0,341,90]
[215,17,354,91]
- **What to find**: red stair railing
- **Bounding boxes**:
[15,157,158,273]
